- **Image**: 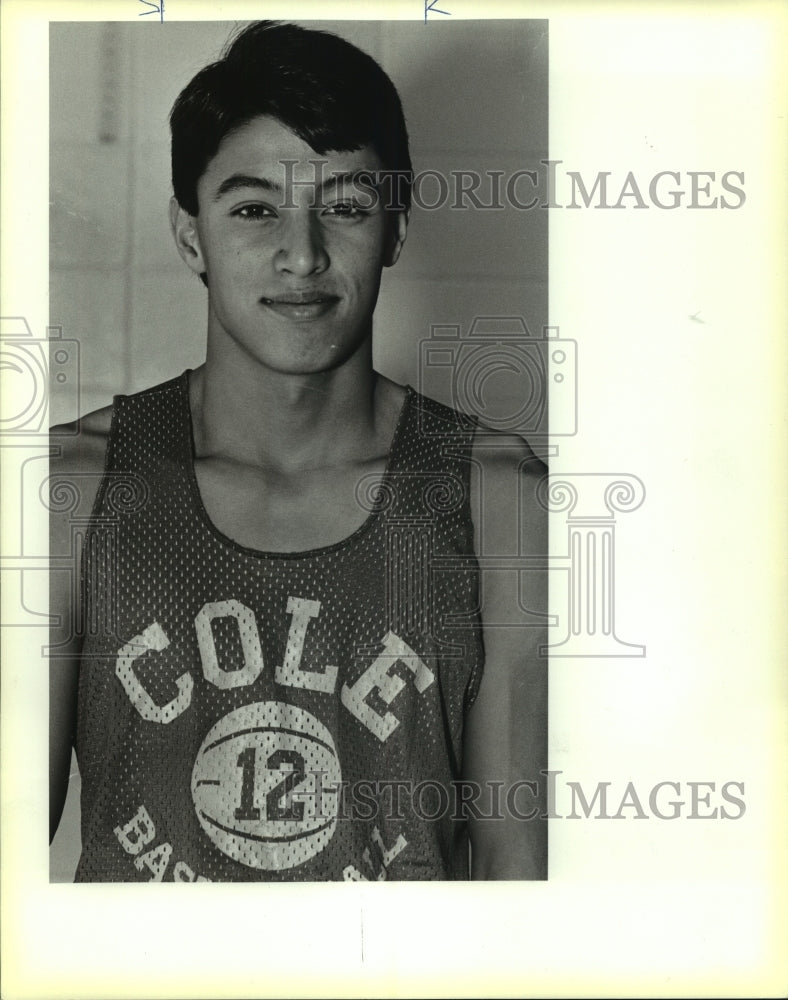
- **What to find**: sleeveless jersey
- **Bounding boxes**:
[75,372,484,882]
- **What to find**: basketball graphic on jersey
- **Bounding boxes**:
[191,701,341,871]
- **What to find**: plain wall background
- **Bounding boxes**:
[49,18,547,880]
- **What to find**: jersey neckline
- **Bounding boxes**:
[179,370,414,561]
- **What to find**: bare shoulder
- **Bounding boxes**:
[373,373,408,447]
[50,402,114,525]
[469,425,547,551]
[51,403,112,468]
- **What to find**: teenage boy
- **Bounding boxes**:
[50,21,547,882]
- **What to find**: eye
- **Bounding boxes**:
[232,204,276,221]
[323,202,366,219]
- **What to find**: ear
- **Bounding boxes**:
[383,209,409,268]
[169,196,207,277]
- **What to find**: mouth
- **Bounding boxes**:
[261,292,339,322]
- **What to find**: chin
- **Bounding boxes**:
[251,348,353,377]
[261,334,368,375]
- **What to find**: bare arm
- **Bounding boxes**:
[49,408,111,842]
[48,572,80,843]
[465,435,548,879]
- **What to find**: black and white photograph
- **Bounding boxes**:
[47,16,549,885]
[1,0,785,997]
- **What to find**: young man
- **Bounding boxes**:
[49,21,547,881]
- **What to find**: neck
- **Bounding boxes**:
[190,338,380,472]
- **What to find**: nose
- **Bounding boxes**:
[275,211,329,277]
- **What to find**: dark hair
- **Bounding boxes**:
[170,20,412,216]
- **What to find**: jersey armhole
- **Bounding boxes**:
[78,395,123,647]
[463,414,485,713]
[86,394,123,524]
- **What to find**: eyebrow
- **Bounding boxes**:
[212,174,282,202]
[212,169,380,203]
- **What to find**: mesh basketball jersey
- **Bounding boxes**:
[75,372,484,882]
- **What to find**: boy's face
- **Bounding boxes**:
[171,115,407,376]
